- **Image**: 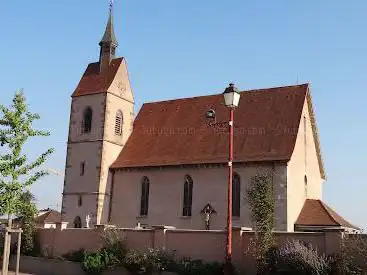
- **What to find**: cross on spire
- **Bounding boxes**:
[109,0,114,11]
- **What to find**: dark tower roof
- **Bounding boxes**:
[99,4,118,47]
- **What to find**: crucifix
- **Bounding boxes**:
[200,203,217,230]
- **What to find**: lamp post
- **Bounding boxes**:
[222,83,240,274]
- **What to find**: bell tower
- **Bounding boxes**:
[61,2,135,227]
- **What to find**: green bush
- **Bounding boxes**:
[269,240,330,275]
[101,229,127,267]
[82,251,109,275]
[21,223,35,255]
[329,234,367,275]
[23,231,42,257]
[123,248,175,273]
[63,248,86,262]
[173,258,222,275]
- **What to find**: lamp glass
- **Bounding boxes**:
[223,91,240,108]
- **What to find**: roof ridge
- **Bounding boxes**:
[245,83,309,92]
[318,200,341,226]
[142,83,309,106]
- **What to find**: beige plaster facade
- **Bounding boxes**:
[61,59,134,227]
[110,163,289,231]
[286,94,324,231]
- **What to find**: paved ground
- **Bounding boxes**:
[1,272,34,274]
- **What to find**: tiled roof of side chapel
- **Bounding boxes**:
[296,199,359,230]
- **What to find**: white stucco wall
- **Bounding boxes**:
[286,96,323,231]
[110,163,288,230]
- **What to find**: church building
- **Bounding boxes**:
[61,6,358,233]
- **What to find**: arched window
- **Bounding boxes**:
[73,216,82,228]
[140,177,150,216]
[83,107,93,133]
[77,195,82,207]
[115,110,123,135]
[304,175,308,197]
[183,175,194,217]
[233,173,241,217]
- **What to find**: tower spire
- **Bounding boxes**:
[99,0,118,73]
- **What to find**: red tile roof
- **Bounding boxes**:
[112,84,323,170]
[35,209,62,224]
[295,199,358,229]
[72,57,123,97]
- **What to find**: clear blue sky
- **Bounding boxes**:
[1,1,366,229]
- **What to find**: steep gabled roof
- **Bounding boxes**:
[35,209,62,224]
[72,57,123,97]
[112,84,322,169]
[295,199,358,229]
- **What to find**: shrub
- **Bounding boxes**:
[82,251,109,275]
[123,248,175,273]
[329,234,367,275]
[23,231,42,257]
[63,248,86,262]
[247,174,275,272]
[270,240,330,275]
[124,249,149,273]
[21,222,36,255]
[100,229,127,267]
[173,258,222,275]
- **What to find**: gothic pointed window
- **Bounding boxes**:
[115,110,123,135]
[73,216,82,228]
[233,173,241,217]
[83,107,93,133]
[140,177,150,216]
[183,175,194,217]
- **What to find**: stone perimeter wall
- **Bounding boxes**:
[36,224,351,271]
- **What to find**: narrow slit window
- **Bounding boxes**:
[78,195,83,207]
[233,173,241,217]
[80,162,85,176]
[182,175,193,217]
[140,177,150,216]
[304,175,308,197]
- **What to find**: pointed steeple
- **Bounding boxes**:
[99,1,118,73]
[100,2,118,46]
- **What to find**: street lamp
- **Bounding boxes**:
[223,83,240,274]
